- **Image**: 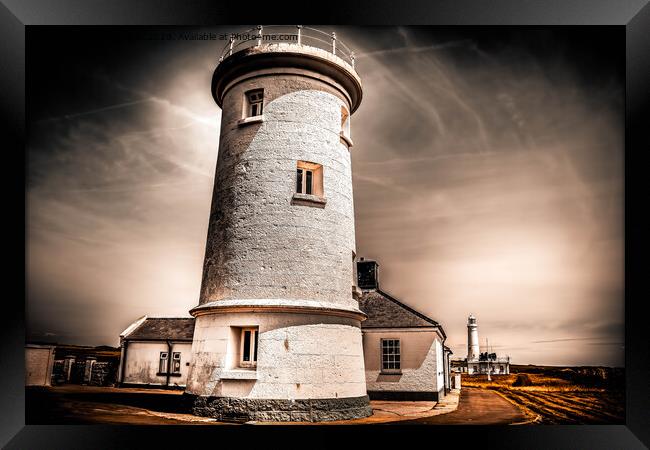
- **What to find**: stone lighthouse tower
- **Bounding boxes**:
[185,26,371,421]
[467,314,480,361]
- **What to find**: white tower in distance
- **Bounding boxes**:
[467,314,480,361]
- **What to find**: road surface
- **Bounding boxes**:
[400,387,529,425]
[26,385,528,425]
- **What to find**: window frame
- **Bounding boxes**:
[244,89,264,118]
[171,352,182,374]
[380,338,402,374]
[295,161,324,198]
[158,351,169,374]
[239,327,259,369]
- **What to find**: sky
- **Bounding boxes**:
[26,26,624,366]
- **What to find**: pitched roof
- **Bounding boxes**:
[358,289,441,330]
[123,317,196,341]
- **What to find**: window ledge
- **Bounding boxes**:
[380,370,402,375]
[220,369,258,380]
[291,193,327,208]
[340,132,354,148]
[237,115,264,127]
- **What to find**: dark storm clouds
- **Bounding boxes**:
[26,26,624,366]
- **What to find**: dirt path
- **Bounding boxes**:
[399,387,529,425]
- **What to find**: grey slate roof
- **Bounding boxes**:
[358,289,441,330]
[125,318,195,341]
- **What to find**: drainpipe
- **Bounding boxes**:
[119,340,129,386]
[442,336,448,394]
[165,340,172,387]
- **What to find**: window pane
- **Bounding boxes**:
[253,330,258,362]
[306,170,313,195]
[243,330,251,361]
[382,340,400,370]
[159,353,168,373]
[297,169,303,193]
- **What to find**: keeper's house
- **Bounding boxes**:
[118,317,195,388]
[356,258,449,401]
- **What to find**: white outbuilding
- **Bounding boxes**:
[117,316,195,388]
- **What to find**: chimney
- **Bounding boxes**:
[356,258,379,290]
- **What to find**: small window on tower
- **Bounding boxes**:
[295,161,324,198]
[340,106,353,147]
[239,327,259,368]
[245,89,264,118]
[341,106,350,136]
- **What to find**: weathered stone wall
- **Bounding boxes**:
[189,393,371,422]
[362,329,443,395]
[186,312,367,400]
[199,74,356,309]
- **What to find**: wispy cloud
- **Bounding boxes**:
[27,27,623,367]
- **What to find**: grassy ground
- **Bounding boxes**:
[461,368,625,424]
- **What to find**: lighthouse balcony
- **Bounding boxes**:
[217,25,357,70]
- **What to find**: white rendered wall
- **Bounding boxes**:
[199,75,357,309]
[123,341,192,387]
[186,312,367,400]
[362,329,443,394]
[435,339,444,396]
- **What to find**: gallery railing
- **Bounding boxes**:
[217,25,356,69]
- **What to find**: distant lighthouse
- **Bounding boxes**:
[467,314,480,361]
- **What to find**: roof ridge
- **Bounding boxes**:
[144,317,195,320]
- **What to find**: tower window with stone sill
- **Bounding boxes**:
[244,89,264,118]
[239,327,259,368]
[296,161,323,197]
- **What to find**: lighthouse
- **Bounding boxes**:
[467,313,480,361]
[185,26,371,422]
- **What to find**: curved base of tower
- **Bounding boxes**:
[184,300,371,422]
[185,393,372,422]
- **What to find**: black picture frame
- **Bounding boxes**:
[4,0,649,448]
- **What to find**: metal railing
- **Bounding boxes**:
[217,25,356,69]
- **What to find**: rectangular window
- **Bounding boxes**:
[381,339,401,372]
[172,352,181,374]
[296,161,323,197]
[159,352,168,374]
[245,89,264,118]
[240,327,259,368]
[296,168,303,193]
